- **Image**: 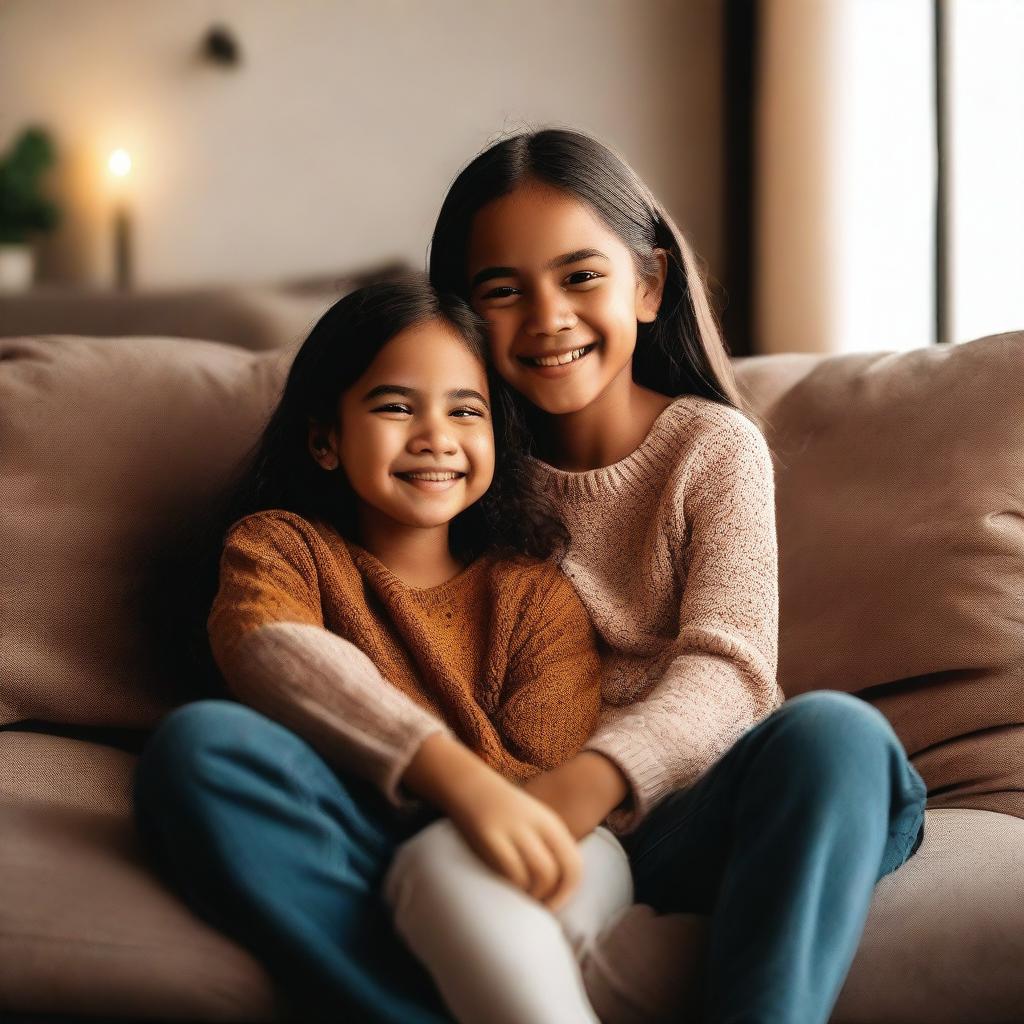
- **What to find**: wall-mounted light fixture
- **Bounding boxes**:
[201,25,242,68]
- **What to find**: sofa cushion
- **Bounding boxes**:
[4,732,1021,1024]
[0,335,291,729]
[833,808,1024,1023]
[0,729,135,816]
[0,732,286,1020]
[588,807,1024,1024]
[733,332,1024,818]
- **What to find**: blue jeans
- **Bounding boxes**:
[133,700,449,1024]
[133,691,925,1024]
[621,690,926,1022]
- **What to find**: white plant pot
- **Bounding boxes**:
[0,244,35,292]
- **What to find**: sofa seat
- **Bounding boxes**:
[831,807,1024,1023]
[0,731,288,1021]
[4,731,1024,1023]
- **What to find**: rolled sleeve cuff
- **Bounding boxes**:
[584,736,674,834]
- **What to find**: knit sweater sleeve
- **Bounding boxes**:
[207,512,450,806]
[495,564,603,770]
[586,420,783,833]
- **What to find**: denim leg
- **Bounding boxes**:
[133,699,450,1024]
[621,690,927,1024]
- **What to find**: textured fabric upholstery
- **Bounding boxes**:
[734,333,1024,819]
[0,732,287,1020]
[833,808,1024,1023]
[0,335,291,729]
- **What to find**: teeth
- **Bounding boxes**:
[529,344,592,367]
[399,471,462,481]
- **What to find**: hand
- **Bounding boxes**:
[401,733,582,910]
[446,765,583,911]
[522,751,631,840]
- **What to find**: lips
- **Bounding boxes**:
[517,341,598,367]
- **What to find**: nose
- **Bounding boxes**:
[525,282,578,337]
[408,412,458,458]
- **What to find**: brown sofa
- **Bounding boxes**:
[2,326,1022,1023]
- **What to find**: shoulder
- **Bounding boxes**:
[663,395,768,453]
[662,397,774,491]
[227,508,312,543]
[654,399,775,546]
[223,509,330,567]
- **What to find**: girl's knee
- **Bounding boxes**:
[766,691,916,801]
[135,699,310,802]
[146,699,252,752]
[776,690,896,755]
[388,820,471,881]
[384,819,475,911]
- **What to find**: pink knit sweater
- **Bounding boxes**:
[207,395,781,833]
[527,396,782,830]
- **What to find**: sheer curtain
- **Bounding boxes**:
[946,0,1024,346]
[753,0,936,355]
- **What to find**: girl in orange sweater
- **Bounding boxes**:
[137,274,629,1024]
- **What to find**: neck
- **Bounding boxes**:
[536,372,674,472]
[355,511,462,589]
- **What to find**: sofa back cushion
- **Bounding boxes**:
[734,332,1024,817]
[0,335,291,729]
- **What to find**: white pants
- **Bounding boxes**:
[383,818,634,1024]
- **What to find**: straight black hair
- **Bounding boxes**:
[429,128,758,424]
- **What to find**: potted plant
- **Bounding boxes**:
[0,127,60,292]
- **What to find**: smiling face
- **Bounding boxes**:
[308,319,494,536]
[466,182,664,416]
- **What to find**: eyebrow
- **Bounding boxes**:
[469,248,609,290]
[362,384,490,408]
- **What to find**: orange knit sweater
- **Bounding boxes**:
[207,510,602,788]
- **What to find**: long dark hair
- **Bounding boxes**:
[429,128,757,424]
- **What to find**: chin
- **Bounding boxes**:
[524,384,603,417]
[401,508,459,529]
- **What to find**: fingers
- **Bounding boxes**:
[512,815,583,909]
[513,825,562,903]
[475,819,579,909]
[447,775,586,908]
[540,821,583,911]
[474,831,531,893]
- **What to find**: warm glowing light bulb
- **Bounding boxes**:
[108,149,132,177]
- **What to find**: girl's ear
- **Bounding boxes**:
[636,248,669,324]
[307,419,340,471]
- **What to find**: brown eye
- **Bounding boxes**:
[565,270,601,286]
[481,285,520,301]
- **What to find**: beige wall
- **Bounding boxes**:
[0,0,723,290]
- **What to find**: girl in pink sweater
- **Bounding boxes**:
[408,128,928,1024]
